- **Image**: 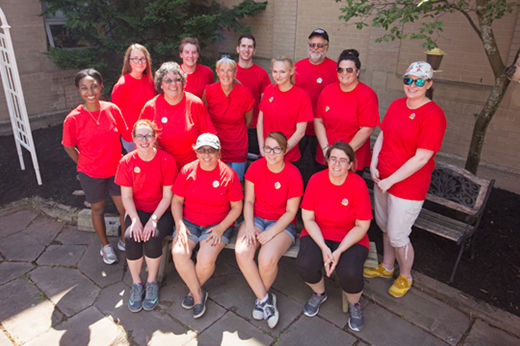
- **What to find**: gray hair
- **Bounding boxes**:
[154,61,186,93]
[216,57,237,72]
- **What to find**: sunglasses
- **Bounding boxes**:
[308,43,327,49]
[337,67,355,74]
[403,77,427,87]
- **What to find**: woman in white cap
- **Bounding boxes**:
[171,133,243,319]
[364,61,446,298]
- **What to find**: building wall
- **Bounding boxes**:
[0,0,79,135]
[218,0,520,190]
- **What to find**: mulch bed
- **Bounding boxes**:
[1,124,518,317]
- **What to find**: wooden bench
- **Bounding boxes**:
[366,161,494,283]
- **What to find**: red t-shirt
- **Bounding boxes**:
[62,101,129,178]
[316,82,380,168]
[111,74,156,130]
[378,98,447,200]
[182,64,214,98]
[236,64,271,128]
[173,160,243,226]
[295,57,338,135]
[259,84,313,162]
[300,170,372,247]
[139,92,216,168]
[245,158,303,222]
[115,149,177,212]
[204,82,255,162]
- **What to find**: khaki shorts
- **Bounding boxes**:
[374,188,424,247]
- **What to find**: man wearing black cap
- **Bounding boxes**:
[295,28,337,181]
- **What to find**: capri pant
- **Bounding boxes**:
[296,235,368,294]
[125,210,174,260]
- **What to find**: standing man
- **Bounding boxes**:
[236,34,272,155]
[295,28,337,181]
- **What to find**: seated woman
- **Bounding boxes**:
[296,141,372,332]
[171,133,243,319]
[115,119,177,312]
[235,132,303,329]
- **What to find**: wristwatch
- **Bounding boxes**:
[151,214,158,221]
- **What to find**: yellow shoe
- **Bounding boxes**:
[363,264,394,279]
[388,275,412,298]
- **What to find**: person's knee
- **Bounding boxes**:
[90,203,105,216]
[144,239,163,259]
[171,243,192,260]
[258,254,277,272]
[235,242,255,262]
[388,234,410,248]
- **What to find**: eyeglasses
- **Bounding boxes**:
[130,57,147,64]
[196,147,218,154]
[328,156,350,165]
[403,77,427,87]
[337,67,355,74]
[134,134,154,141]
[308,43,327,49]
[163,78,183,85]
[264,146,283,154]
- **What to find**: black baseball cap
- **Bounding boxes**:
[308,28,329,42]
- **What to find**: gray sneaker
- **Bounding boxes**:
[263,293,279,329]
[117,239,126,251]
[303,292,327,317]
[347,302,364,331]
[192,290,208,319]
[143,281,159,311]
[128,283,144,312]
[100,245,118,264]
[252,299,264,320]
[182,294,194,310]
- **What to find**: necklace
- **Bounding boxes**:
[86,109,101,125]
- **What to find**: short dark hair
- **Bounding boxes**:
[325,141,357,171]
[74,68,103,88]
[338,49,361,70]
[238,34,256,48]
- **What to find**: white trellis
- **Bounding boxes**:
[0,8,42,185]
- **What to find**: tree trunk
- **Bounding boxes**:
[464,74,511,174]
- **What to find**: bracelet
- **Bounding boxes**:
[322,145,329,151]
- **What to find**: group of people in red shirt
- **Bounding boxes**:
[61,28,446,332]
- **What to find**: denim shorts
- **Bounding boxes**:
[173,218,234,244]
[254,216,297,244]
[224,161,246,181]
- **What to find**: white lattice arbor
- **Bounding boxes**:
[0,7,42,185]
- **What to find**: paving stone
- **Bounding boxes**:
[0,209,38,238]
[0,330,13,346]
[26,306,128,346]
[0,278,63,344]
[0,232,45,261]
[56,225,96,245]
[196,311,274,346]
[77,238,124,287]
[306,276,350,329]
[364,277,469,345]
[30,267,100,317]
[94,282,195,345]
[206,272,302,336]
[277,314,357,346]
[271,256,309,303]
[159,273,228,332]
[24,215,64,245]
[463,319,520,346]
[0,261,34,285]
[36,244,86,267]
[353,301,446,345]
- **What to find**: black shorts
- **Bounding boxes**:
[77,172,121,203]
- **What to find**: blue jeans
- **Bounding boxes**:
[174,218,234,244]
[224,161,246,181]
[254,216,297,243]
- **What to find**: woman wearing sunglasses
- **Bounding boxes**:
[140,62,215,169]
[115,120,177,312]
[235,132,303,329]
[314,49,379,172]
[111,43,156,154]
[364,61,446,298]
[172,133,243,319]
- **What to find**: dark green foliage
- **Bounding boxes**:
[43,0,267,93]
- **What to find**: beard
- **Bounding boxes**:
[309,51,325,63]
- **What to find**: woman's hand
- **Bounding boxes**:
[377,177,394,194]
[207,225,225,247]
[326,249,342,277]
[256,227,276,245]
[321,246,334,277]
[241,223,259,247]
[127,217,144,242]
[142,217,157,242]
[370,165,380,183]
[175,221,191,248]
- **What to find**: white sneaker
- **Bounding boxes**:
[117,239,126,251]
[100,245,118,264]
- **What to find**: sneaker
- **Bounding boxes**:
[192,290,208,319]
[117,239,126,251]
[263,293,279,329]
[363,263,394,279]
[347,302,364,332]
[128,283,144,312]
[100,245,118,264]
[303,292,327,317]
[388,275,413,298]
[182,294,194,310]
[252,299,264,320]
[143,281,159,311]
